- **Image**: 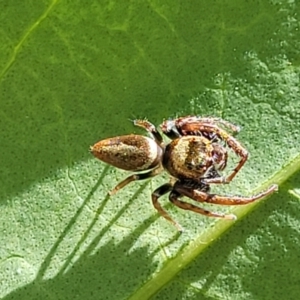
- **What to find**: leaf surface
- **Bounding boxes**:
[0,1,299,299]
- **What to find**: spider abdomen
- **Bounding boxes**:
[91,134,163,171]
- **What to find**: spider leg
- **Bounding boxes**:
[152,183,183,232]
[193,123,248,184]
[169,190,236,220]
[109,165,163,195]
[175,116,240,136]
[175,183,278,205]
[196,117,241,134]
[133,119,164,146]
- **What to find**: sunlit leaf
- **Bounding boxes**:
[1,1,299,299]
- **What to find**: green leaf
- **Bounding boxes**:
[0,1,299,299]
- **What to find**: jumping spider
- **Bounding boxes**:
[90,117,277,232]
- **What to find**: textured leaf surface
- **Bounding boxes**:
[1,1,299,299]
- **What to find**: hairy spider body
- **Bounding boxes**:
[91,118,278,232]
[163,136,227,182]
[91,134,162,172]
[161,115,247,184]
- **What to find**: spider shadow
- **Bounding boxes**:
[3,166,181,300]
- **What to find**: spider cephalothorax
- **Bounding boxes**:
[163,135,228,182]
[91,117,278,232]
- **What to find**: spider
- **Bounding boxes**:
[90,118,277,232]
[160,115,246,184]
